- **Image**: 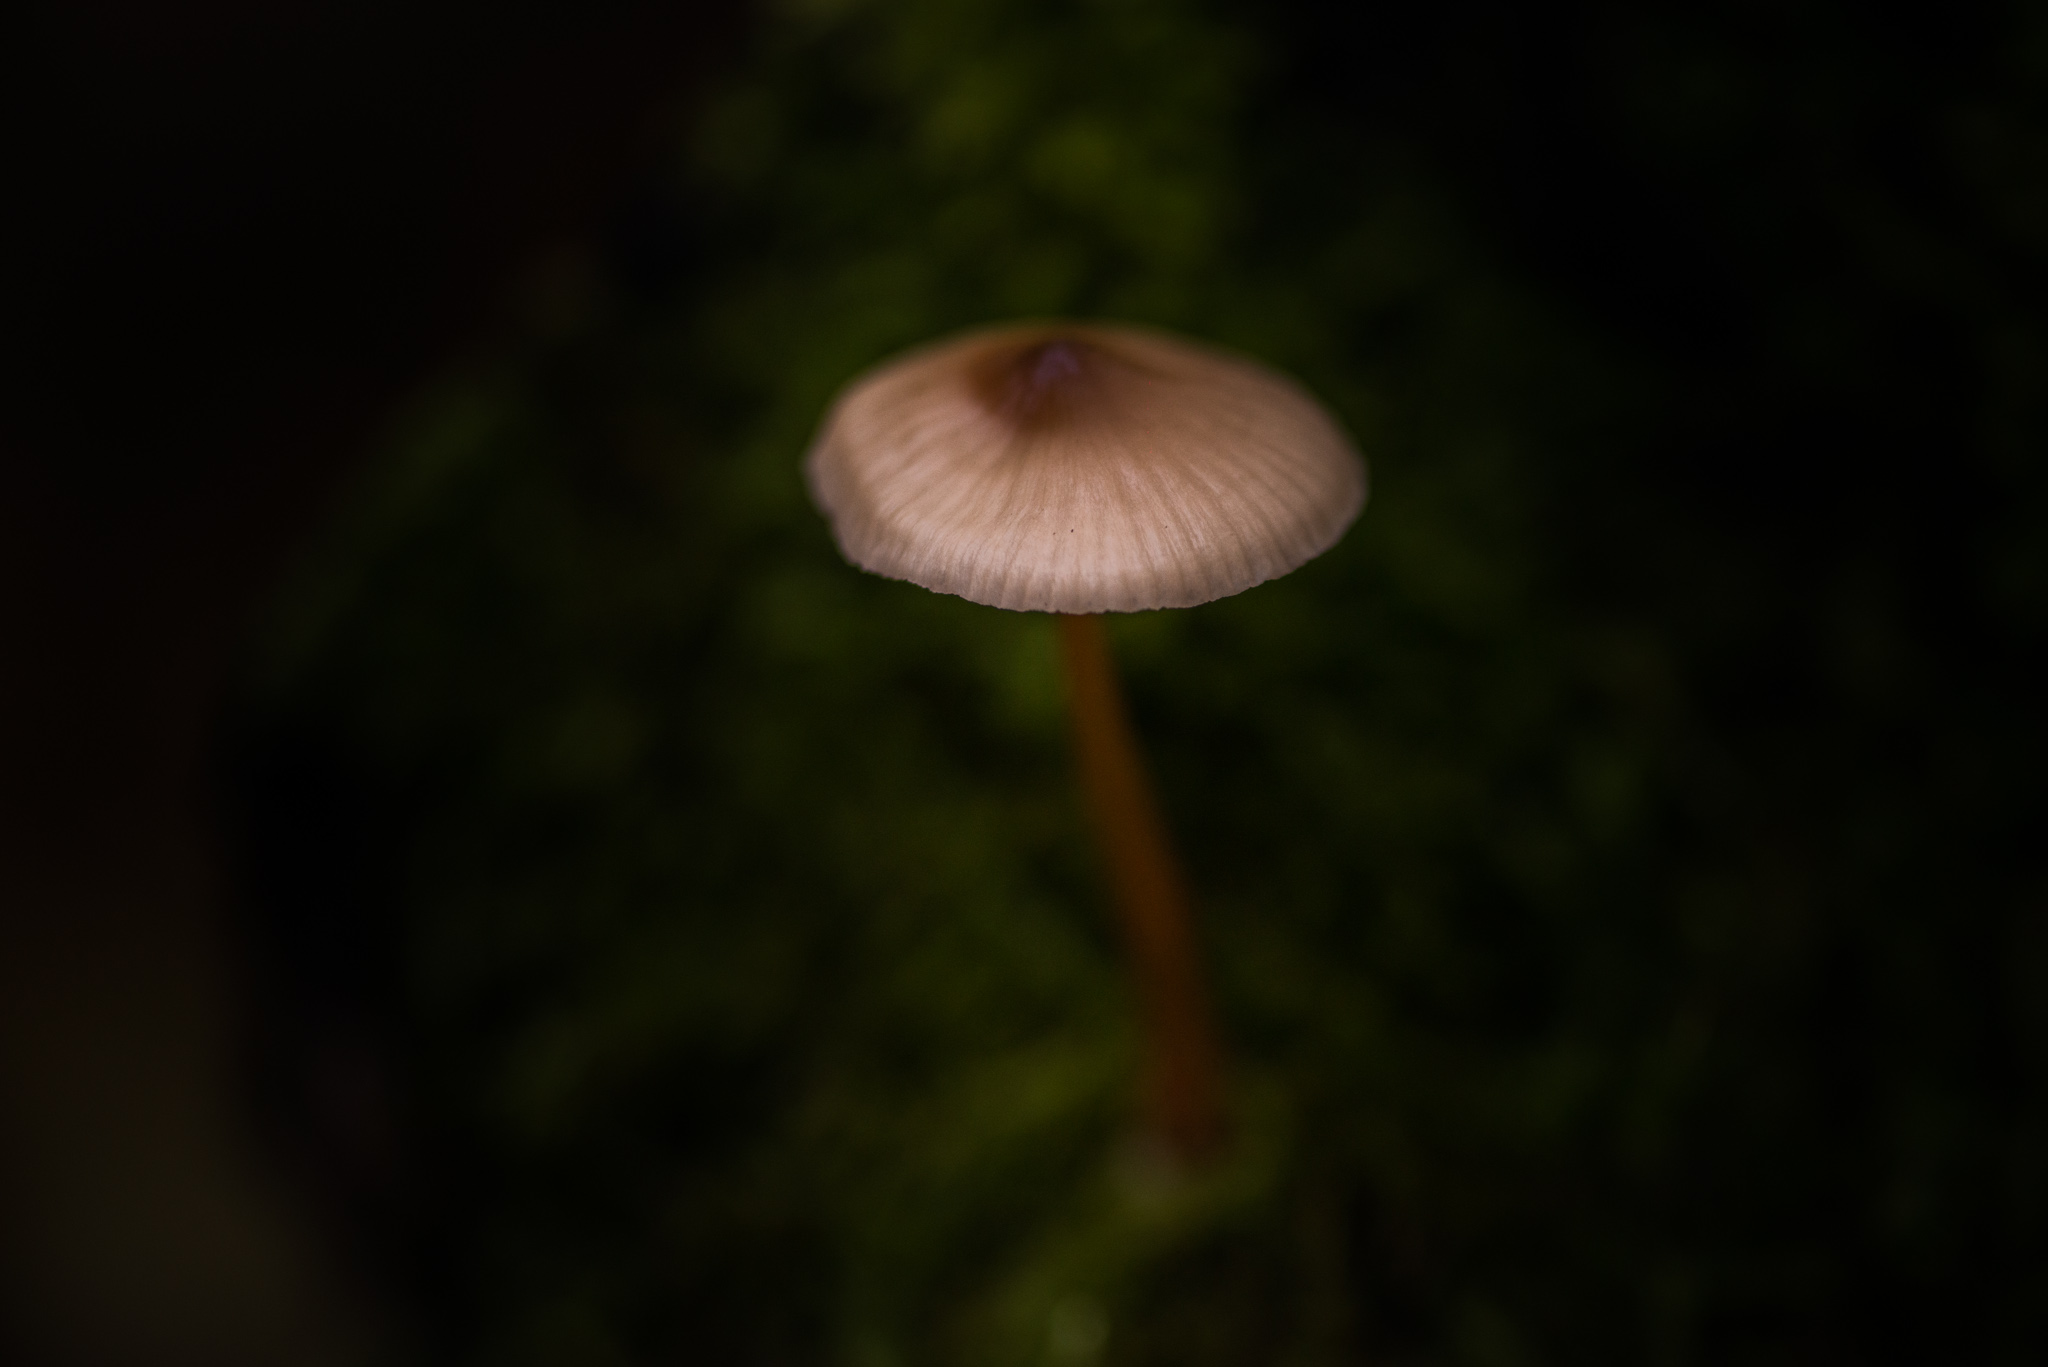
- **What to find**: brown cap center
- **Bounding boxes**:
[971,336,1103,428]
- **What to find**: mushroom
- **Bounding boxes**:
[805,320,1366,1163]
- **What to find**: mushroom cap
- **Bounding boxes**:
[804,321,1367,613]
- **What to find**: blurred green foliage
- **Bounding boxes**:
[240,0,2048,1363]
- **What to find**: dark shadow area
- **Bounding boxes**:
[0,4,741,1363]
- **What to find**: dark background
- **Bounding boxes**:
[4,2,2044,1364]
[1,4,740,1362]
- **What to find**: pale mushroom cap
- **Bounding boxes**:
[803,321,1367,613]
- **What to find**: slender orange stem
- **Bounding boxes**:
[1055,613,1224,1163]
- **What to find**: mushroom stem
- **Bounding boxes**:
[1055,613,1225,1164]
